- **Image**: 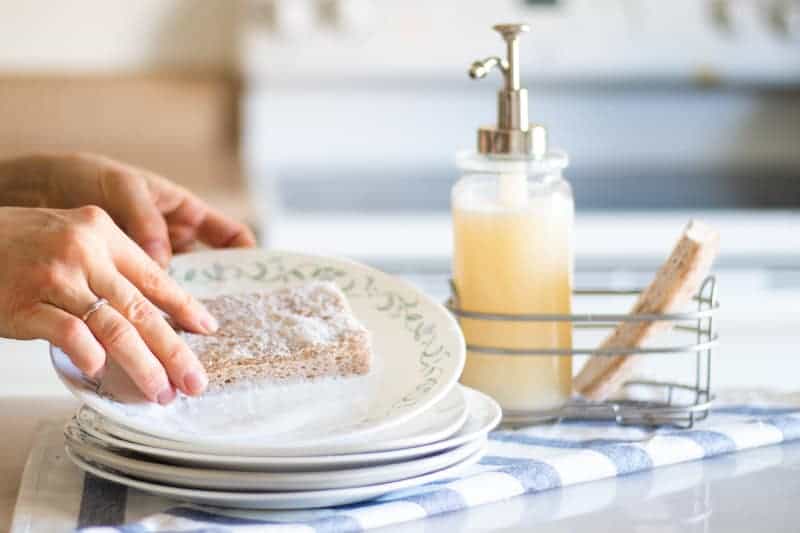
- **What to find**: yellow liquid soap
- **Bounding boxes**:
[453,176,574,412]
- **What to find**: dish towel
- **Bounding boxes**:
[11,404,800,533]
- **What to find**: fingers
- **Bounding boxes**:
[100,170,172,267]
[85,302,176,405]
[105,223,218,334]
[161,188,256,250]
[20,202,214,404]
[89,265,208,396]
[168,224,198,253]
[197,208,257,248]
[68,206,213,398]
[18,303,106,378]
[44,275,176,404]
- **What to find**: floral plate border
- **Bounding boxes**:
[167,249,465,430]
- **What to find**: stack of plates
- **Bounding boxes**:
[62,385,499,509]
[54,250,501,509]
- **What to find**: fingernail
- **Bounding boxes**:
[157,386,176,405]
[198,309,219,334]
[183,369,208,396]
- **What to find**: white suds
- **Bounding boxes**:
[180,281,372,387]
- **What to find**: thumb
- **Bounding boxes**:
[102,172,172,268]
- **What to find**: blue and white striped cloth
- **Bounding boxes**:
[11,405,800,533]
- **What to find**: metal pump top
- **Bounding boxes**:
[469,23,547,158]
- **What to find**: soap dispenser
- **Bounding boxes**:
[452,24,574,415]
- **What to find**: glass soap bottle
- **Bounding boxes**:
[452,24,574,415]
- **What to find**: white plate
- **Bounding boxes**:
[79,385,468,457]
[52,249,465,447]
[66,427,486,492]
[65,444,485,510]
[73,387,501,471]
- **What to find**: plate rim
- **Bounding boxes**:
[86,385,469,456]
[65,444,486,509]
[65,432,486,491]
[72,386,501,468]
[51,248,466,446]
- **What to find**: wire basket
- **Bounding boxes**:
[446,275,719,429]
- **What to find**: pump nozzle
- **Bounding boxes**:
[469,23,546,158]
[468,56,506,80]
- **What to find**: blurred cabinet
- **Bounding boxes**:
[0,74,254,226]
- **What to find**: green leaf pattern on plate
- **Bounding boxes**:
[170,257,453,420]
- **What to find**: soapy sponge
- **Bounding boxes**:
[574,220,720,401]
[181,282,373,390]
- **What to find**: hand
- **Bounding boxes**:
[0,206,218,403]
[0,152,256,267]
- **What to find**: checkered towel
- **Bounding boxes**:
[11,404,800,533]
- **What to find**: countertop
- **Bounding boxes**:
[380,439,800,533]
[3,340,800,532]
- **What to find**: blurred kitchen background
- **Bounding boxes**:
[0,0,798,392]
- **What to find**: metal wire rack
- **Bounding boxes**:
[446,275,719,429]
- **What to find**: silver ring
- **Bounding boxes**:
[81,298,109,322]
